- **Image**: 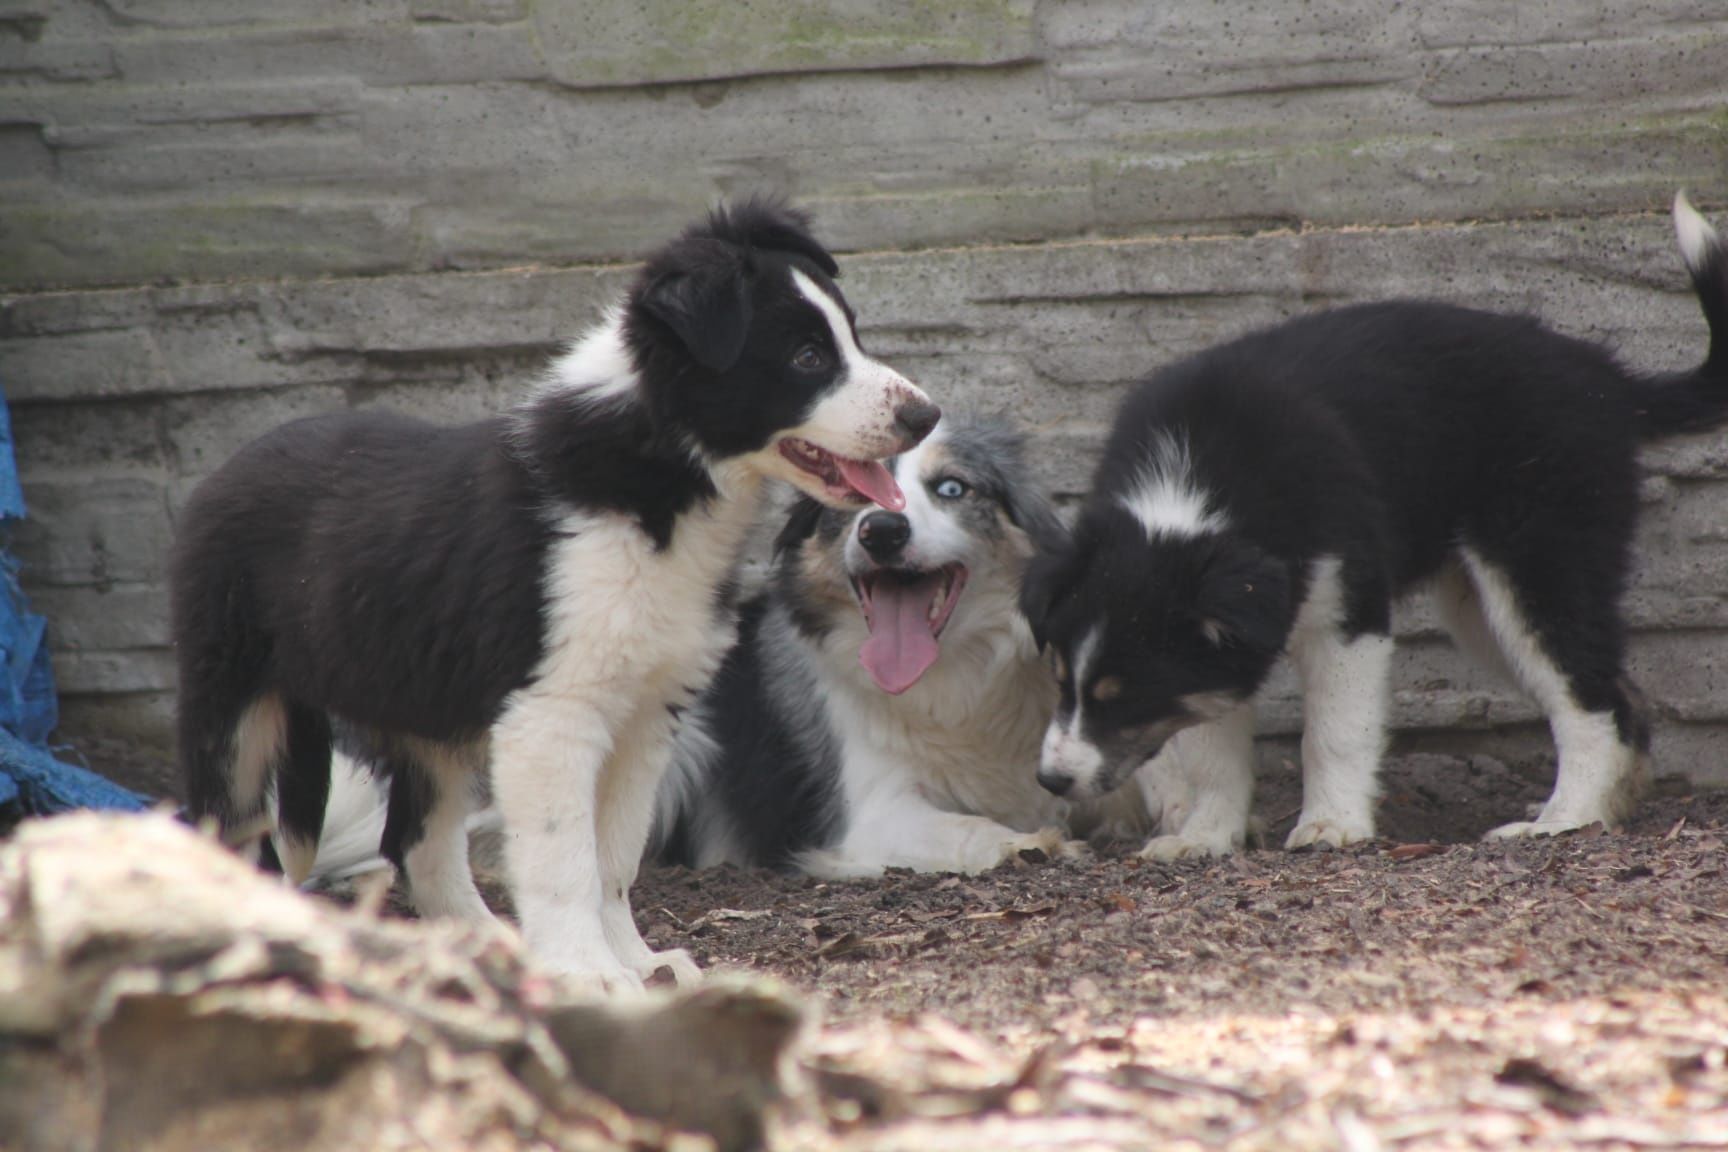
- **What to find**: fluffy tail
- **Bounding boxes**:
[1637,191,1728,439]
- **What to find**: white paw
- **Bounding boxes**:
[1483,817,1605,841]
[1009,827,1088,863]
[544,957,647,997]
[1285,817,1373,851]
[1138,833,1237,862]
[637,947,703,987]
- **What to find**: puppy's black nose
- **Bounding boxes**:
[1037,770,1075,797]
[894,397,941,446]
[858,511,911,560]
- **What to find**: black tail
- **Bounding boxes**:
[1637,191,1728,440]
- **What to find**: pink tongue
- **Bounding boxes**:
[859,573,944,694]
[836,457,905,512]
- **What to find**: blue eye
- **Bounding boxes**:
[934,477,968,500]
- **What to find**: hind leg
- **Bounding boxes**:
[381,739,500,925]
[1459,547,1648,838]
[183,689,287,864]
[272,702,333,885]
[1431,556,1516,685]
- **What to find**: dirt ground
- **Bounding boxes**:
[332,767,1722,1149]
[627,779,1728,1149]
[39,739,1728,1148]
[637,781,1728,1032]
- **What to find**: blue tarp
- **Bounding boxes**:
[0,383,150,818]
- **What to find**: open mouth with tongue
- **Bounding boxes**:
[779,438,905,511]
[852,563,970,695]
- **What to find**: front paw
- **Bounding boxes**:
[1285,817,1373,851]
[1010,827,1088,863]
[1138,833,1236,862]
[636,947,703,987]
[543,957,647,998]
[1484,818,1605,841]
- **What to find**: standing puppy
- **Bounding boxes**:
[1023,194,1727,855]
[172,200,938,990]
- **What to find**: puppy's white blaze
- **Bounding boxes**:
[1067,624,1103,738]
[1119,431,1227,540]
[790,268,929,460]
[537,307,638,402]
[1674,190,1719,277]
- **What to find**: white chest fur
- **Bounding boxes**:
[822,613,1064,832]
[529,465,762,708]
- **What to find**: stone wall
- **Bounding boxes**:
[2,1,1726,792]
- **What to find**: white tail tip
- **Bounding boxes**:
[1674,190,1719,276]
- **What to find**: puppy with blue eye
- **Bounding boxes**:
[1023,194,1728,857]
[650,412,1152,877]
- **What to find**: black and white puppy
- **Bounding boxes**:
[654,414,1148,876]
[172,200,938,991]
[1022,194,1727,856]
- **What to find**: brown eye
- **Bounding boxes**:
[1091,676,1122,703]
[791,345,828,373]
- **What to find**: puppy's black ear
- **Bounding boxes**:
[1003,484,1069,556]
[719,196,840,277]
[1193,539,1293,655]
[773,495,828,558]
[1019,541,1080,651]
[640,248,753,372]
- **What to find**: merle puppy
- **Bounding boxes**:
[653,413,1150,877]
[172,200,938,991]
[1023,194,1727,856]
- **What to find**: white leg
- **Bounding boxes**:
[1288,629,1392,849]
[402,740,501,926]
[596,702,702,986]
[1459,550,1642,838]
[802,777,1085,879]
[1486,710,1639,838]
[492,696,640,994]
[1136,704,1257,860]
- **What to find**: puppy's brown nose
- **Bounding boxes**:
[894,397,941,447]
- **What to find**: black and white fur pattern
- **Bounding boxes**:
[172,200,938,992]
[1023,193,1728,856]
[654,414,1150,877]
